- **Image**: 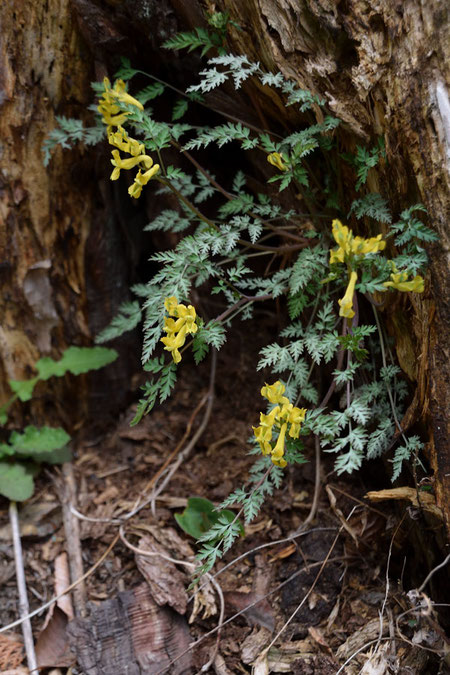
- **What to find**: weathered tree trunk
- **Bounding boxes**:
[216,0,450,538]
[1,0,448,541]
[0,0,139,430]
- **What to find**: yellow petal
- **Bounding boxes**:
[267,152,287,171]
[261,381,287,404]
[384,272,424,293]
[128,182,143,199]
[272,456,287,468]
[164,296,179,314]
[271,423,287,461]
[338,270,358,319]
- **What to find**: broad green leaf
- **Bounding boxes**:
[9,426,71,456]
[175,497,243,540]
[0,462,36,501]
[0,443,15,460]
[36,346,118,379]
[9,378,39,402]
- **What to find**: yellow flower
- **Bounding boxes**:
[267,152,288,171]
[271,423,288,468]
[261,381,289,406]
[383,271,424,293]
[253,426,273,455]
[330,219,386,265]
[110,150,149,180]
[338,270,358,319]
[163,316,185,336]
[285,406,307,438]
[160,296,199,363]
[254,382,307,468]
[164,296,179,314]
[128,164,160,198]
[100,77,143,112]
[161,324,188,364]
[108,128,144,156]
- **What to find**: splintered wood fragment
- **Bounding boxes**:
[67,583,193,674]
[61,462,87,616]
[134,534,188,614]
[365,487,443,519]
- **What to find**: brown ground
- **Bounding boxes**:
[0,335,448,674]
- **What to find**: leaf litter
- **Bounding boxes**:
[0,344,449,673]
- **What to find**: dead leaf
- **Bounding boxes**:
[0,501,60,540]
[241,627,272,664]
[252,651,269,675]
[93,485,119,505]
[326,598,340,632]
[224,591,275,631]
[337,617,388,660]
[326,485,359,543]
[35,606,74,669]
[308,626,333,656]
[269,542,296,561]
[54,553,74,619]
[189,577,217,623]
[213,651,234,675]
[360,643,389,674]
[135,534,188,614]
[245,518,272,535]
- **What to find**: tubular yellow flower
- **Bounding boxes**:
[161,324,188,364]
[163,316,185,336]
[383,271,424,293]
[267,152,288,171]
[110,150,148,180]
[253,426,273,455]
[108,128,144,156]
[351,234,385,255]
[330,219,386,265]
[261,381,289,406]
[285,406,307,438]
[271,423,288,468]
[160,296,199,364]
[254,382,307,468]
[99,77,158,200]
[100,78,144,112]
[128,164,160,199]
[338,270,358,319]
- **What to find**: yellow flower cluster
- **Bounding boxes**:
[329,219,386,264]
[160,296,198,364]
[253,381,306,468]
[267,152,288,171]
[98,78,160,199]
[329,219,424,319]
[383,264,424,293]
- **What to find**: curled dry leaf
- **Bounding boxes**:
[35,606,74,669]
[189,577,217,623]
[241,627,272,664]
[224,591,275,632]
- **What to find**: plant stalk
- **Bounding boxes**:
[9,500,39,673]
